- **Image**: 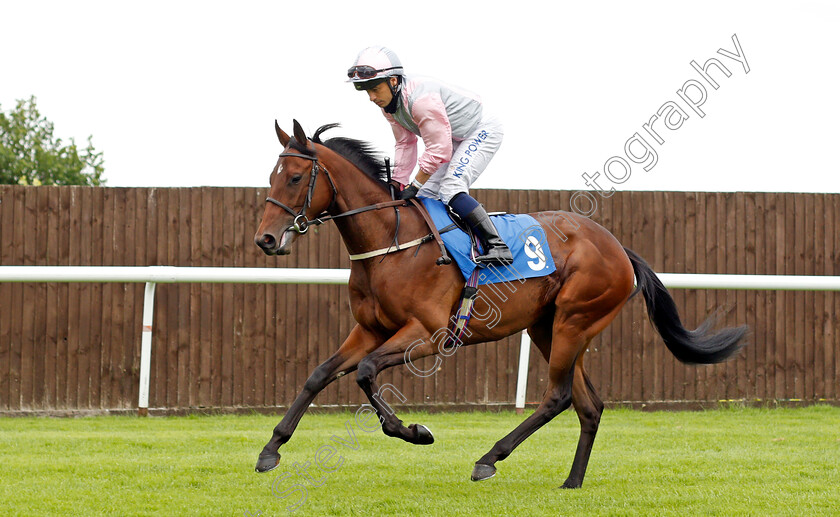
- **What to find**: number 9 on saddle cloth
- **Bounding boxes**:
[420,197,556,285]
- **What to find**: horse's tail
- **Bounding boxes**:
[624,247,747,364]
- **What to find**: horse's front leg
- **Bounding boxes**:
[255,324,379,473]
[355,319,438,445]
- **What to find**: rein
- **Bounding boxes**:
[266,147,451,264]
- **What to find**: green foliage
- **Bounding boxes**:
[0,407,838,516]
[0,96,105,186]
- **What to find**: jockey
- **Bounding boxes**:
[347,46,513,266]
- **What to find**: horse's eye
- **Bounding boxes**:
[290,175,303,185]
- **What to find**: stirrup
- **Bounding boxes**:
[474,247,514,266]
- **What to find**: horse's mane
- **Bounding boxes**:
[311,123,389,185]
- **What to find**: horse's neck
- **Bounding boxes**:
[326,158,426,257]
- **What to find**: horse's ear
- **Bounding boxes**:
[275,120,290,146]
[292,119,308,144]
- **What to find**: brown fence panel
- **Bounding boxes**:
[0,185,839,412]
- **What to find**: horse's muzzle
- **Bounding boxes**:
[255,229,295,255]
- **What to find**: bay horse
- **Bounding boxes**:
[253,120,746,488]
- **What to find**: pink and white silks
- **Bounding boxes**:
[383,75,503,203]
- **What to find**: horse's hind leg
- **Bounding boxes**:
[564,355,605,488]
[473,284,624,484]
[526,319,603,487]
[471,322,583,482]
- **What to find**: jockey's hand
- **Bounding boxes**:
[399,183,419,200]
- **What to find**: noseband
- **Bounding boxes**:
[265,150,337,234]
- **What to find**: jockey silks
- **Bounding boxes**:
[382,74,503,203]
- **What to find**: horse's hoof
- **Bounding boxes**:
[471,463,497,481]
[409,424,435,445]
[559,479,582,489]
[255,452,281,473]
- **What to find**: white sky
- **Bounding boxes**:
[2,0,839,193]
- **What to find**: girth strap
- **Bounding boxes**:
[333,199,451,265]
[348,235,434,261]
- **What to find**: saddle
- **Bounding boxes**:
[378,176,501,267]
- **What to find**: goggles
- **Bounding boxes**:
[347,65,401,80]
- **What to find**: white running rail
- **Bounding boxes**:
[2,266,839,415]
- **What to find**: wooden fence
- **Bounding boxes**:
[0,185,838,413]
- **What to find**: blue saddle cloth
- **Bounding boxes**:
[420,197,556,285]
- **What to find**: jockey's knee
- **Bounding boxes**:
[446,191,480,219]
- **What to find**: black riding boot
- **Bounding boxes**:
[464,205,514,265]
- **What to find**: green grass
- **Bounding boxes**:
[1,406,839,516]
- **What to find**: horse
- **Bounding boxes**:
[253,120,747,488]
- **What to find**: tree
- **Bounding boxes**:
[0,96,105,186]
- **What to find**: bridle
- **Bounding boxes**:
[265,142,452,264]
[265,144,408,234]
[265,150,337,234]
